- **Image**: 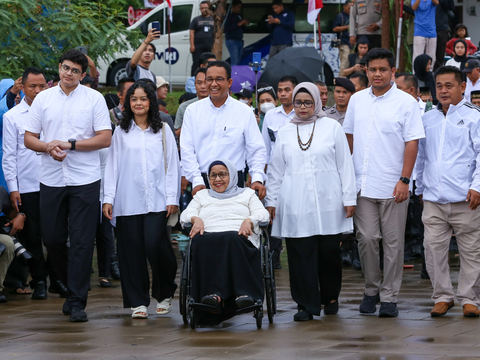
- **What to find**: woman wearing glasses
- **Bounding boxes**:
[103,81,180,319]
[180,158,269,324]
[265,82,356,321]
[255,85,278,130]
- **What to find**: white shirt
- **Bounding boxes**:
[180,188,269,248]
[418,98,426,116]
[180,96,267,188]
[103,122,180,219]
[265,118,357,238]
[24,84,111,187]
[261,105,295,165]
[2,98,41,194]
[343,83,425,199]
[465,77,480,102]
[445,58,461,69]
[415,100,480,203]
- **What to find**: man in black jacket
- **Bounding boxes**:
[434,0,455,71]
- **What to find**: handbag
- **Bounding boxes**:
[162,126,179,227]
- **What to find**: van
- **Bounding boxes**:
[97,0,345,87]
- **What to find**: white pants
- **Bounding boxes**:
[423,200,480,307]
[412,36,437,72]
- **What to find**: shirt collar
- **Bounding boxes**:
[208,94,231,109]
[130,120,153,132]
[57,81,81,96]
[368,81,397,99]
[18,97,30,113]
[280,105,294,116]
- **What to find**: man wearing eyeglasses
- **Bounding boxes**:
[181,61,267,199]
[24,49,112,323]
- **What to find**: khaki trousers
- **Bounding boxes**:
[354,194,409,303]
[423,201,480,307]
[412,36,437,73]
[339,44,351,78]
[0,235,15,292]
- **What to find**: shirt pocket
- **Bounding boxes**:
[221,126,242,145]
[267,126,280,142]
[374,2,381,14]
[72,110,92,131]
[377,117,400,135]
[358,2,367,15]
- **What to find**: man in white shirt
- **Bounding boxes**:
[261,75,297,268]
[416,65,480,318]
[2,67,50,300]
[181,61,267,198]
[343,49,425,317]
[463,59,480,102]
[24,49,112,322]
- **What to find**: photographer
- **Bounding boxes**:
[0,186,26,303]
[332,0,353,78]
[343,36,370,78]
[126,28,160,83]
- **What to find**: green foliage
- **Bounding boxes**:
[0,0,142,79]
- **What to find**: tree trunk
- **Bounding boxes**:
[210,0,227,60]
[381,0,390,50]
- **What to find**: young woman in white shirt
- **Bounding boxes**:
[445,39,468,70]
[103,81,180,319]
[180,158,269,325]
[265,82,357,321]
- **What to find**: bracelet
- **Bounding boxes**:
[18,212,26,219]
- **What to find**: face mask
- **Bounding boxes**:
[260,102,276,114]
[239,99,249,104]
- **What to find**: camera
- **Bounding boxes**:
[113,107,124,121]
[13,238,32,261]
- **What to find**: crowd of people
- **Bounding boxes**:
[1,0,480,327]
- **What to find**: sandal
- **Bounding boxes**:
[201,294,222,314]
[236,295,254,309]
[131,305,148,319]
[99,277,112,288]
[156,297,172,315]
[11,287,32,295]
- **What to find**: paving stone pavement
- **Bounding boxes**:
[1,246,479,360]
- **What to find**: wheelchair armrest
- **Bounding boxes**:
[259,221,269,229]
[182,222,192,230]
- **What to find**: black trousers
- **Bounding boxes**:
[268,224,283,263]
[285,234,342,316]
[361,34,382,49]
[96,205,113,278]
[18,191,48,287]
[201,170,244,188]
[116,212,177,308]
[191,43,213,76]
[40,181,100,309]
[434,30,449,71]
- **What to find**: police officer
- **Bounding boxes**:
[471,90,480,107]
[349,0,382,49]
[325,78,356,126]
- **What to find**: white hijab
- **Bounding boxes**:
[207,159,245,200]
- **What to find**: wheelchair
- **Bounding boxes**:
[179,221,277,329]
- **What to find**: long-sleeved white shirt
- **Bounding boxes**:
[180,188,269,248]
[24,83,112,187]
[415,99,480,203]
[180,96,267,188]
[103,122,180,219]
[2,98,41,194]
[265,117,357,238]
[343,83,425,199]
[261,105,294,165]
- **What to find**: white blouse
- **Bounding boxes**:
[103,122,180,220]
[180,188,270,248]
[265,117,357,238]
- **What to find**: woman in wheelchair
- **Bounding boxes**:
[180,159,269,323]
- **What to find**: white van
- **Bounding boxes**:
[97,0,345,86]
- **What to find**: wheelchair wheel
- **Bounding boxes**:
[263,245,277,323]
[189,308,196,329]
[255,309,263,329]
[180,255,189,325]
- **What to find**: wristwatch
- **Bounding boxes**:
[68,139,76,151]
[399,176,410,185]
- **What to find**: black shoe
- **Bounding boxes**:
[273,262,282,269]
[420,268,430,279]
[359,293,380,314]
[0,290,6,303]
[324,301,339,315]
[31,281,47,300]
[62,300,71,315]
[110,254,120,280]
[293,310,313,321]
[379,302,398,317]
[236,295,254,309]
[49,280,68,298]
[352,242,362,270]
[69,307,88,322]
[99,277,112,288]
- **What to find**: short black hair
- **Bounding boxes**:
[137,78,156,94]
[395,73,418,90]
[146,42,156,55]
[80,75,94,87]
[364,48,395,68]
[454,23,469,38]
[157,99,167,107]
[272,0,283,5]
[200,1,209,5]
[52,74,60,83]
[349,73,368,88]
[22,67,45,84]
[194,67,207,78]
[232,0,242,6]
[199,52,216,67]
[117,77,135,93]
[278,75,298,87]
[314,80,327,87]
[59,49,88,73]
[179,92,196,104]
[206,60,232,79]
[434,65,464,85]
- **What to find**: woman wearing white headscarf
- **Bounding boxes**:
[180,158,269,324]
[265,82,356,321]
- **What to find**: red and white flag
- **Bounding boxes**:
[166,0,173,22]
[307,0,323,25]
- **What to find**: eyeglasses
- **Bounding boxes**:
[209,171,229,180]
[205,77,227,84]
[293,100,314,108]
[60,64,82,76]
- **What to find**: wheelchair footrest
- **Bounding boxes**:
[235,299,263,315]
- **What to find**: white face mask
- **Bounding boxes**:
[260,102,276,114]
[238,99,249,104]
